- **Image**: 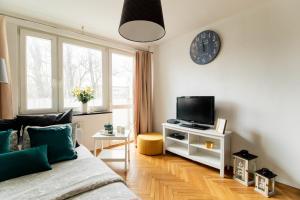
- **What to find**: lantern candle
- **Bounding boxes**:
[232,150,258,186]
[255,168,277,197]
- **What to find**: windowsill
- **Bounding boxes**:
[73,111,112,116]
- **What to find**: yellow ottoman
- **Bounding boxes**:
[137,132,163,155]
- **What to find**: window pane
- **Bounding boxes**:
[26,36,52,110]
[112,53,134,106]
[63,43,103,108]
[112,53,134,130]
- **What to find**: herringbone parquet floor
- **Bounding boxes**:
[105,144,300,200]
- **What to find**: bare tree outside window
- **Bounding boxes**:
[26,36,52,110]
[63,43,103,109]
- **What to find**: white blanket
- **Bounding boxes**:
[0,157,124,200]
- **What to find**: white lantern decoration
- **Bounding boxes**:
[255,168,277,197]
[233,150,258,186]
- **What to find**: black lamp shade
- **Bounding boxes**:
[119,0,166,42]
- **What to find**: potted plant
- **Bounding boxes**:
[72,86,95,113]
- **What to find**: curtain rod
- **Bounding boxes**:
[1,13,63,29]
[136,49,154,54]
[1,12,153,53]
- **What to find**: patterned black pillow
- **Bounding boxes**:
[16,109,73,135]
[0,119,18,131]
[55,109,73,125]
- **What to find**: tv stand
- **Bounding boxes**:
[180,123,209,130]
[162,123,231,177]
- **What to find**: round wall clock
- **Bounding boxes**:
[190,30,221,65]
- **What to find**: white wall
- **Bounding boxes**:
[153,0,300,188]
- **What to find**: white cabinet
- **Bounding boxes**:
[162,123,231,177]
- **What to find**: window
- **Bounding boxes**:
[111,51,134,130]
[62,41,104,110]
[20,30,57,113]
[20,29,133,115]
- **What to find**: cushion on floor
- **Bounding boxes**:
[137,132,163,156]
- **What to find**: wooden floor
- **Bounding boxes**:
[104,144,300,200]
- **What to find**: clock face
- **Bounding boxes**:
[190,30,221,65]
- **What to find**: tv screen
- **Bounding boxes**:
[176,96,215,125]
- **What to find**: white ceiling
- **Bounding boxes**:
[0,0,268,46]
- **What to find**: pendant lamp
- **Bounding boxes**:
[119,0,165,42]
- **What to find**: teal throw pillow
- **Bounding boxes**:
[0,145,51,182]
[27,124,77,164]
[0,130,12,154]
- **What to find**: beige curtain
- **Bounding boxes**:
[0,15,13,119]
[134,51,153,142]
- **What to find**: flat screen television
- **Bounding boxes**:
[176,96,215,125]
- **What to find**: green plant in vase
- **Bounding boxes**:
[104,123,114,134]
[72,86,95,113]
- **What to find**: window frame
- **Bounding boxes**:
[20,29,58,114]
[19,28,134,115]
[58,37,109,112]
